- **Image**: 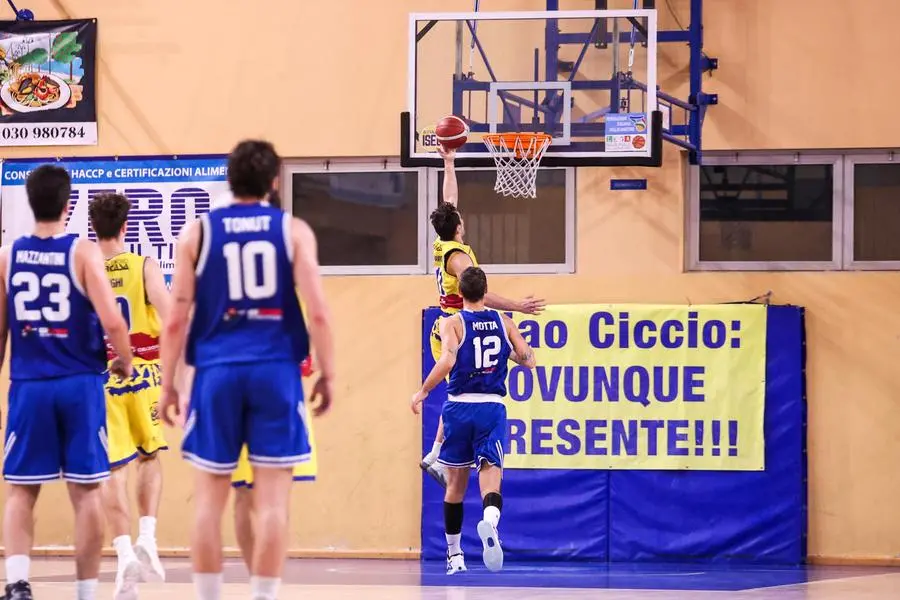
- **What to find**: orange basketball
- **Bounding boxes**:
[435,115,469,150]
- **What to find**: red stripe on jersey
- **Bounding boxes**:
[440,294,464,310]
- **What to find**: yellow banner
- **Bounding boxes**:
[504,304,767,471]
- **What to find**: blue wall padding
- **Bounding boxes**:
[420,306,806,564]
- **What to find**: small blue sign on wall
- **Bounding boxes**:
[610,179,648,191]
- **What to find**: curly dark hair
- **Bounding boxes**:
[227,140,281,199]
[430,201,461,241]
[88,193,131,240]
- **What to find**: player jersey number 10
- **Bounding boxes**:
[223,240,277,301]
[12,272,71,322]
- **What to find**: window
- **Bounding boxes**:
[687,153,842,270]
[845,155,900,268]
[283,160,427,275]
[433,168,575,273]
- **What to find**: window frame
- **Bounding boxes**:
[686,151,844,272]
[426,166,577,274]
[282,158,429,276]
[842,152,900,270]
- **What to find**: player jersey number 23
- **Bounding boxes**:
[433,239,478,313]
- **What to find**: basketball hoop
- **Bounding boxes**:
[483,132,552,199]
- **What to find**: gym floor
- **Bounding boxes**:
[17,557,900,599]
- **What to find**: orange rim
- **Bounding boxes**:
[484,133,552,158]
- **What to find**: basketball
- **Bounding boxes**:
[435,115,469,150]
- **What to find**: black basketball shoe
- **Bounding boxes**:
[5,580,33,599]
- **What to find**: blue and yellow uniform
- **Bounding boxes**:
[438,309,512,470]
[430,238,478,361]
[4,234,109,484]
[104,252,167,468]
[183,203,311,474]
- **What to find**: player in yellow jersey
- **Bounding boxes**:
[421,146,546,486]
[89,194,171,600]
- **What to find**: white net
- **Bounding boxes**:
[482,133,552,199]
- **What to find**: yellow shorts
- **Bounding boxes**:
[106,364,168,468]
[231,413,317,488]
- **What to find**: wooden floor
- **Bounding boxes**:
[15,557,900,599]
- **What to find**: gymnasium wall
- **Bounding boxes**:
[2,0,899,562]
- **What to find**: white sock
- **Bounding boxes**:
[446,533,462,555]
[5,554,29,584]
[113,535,138,564]
[484,505,501,529]
[426,440,442,463]
[193,572,223,600]
[76,578,98,600]
[138,516,157,543]
[250,576,281,600]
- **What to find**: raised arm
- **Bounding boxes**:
[411,315,460,414]
[438,146,459,207]
[503,314,536,368]
[77,240,133,376]
[292,217,335,415]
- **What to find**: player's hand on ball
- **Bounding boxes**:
[309,375,333,417]
[109,357,133,381]
[437,144,456,161]
[410,390,427,415]
[159,386,181,427]
[518,295,546,315]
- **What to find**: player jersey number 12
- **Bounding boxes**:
[473,335,502,369]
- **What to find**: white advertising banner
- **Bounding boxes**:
[1,155,230,284]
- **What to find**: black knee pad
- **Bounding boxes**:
[482,492,503,511]
[444,501,464,535]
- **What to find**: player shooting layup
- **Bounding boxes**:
[421,146,545,485]
[159,140,335,600]
[88,193,170,600]
[0,165,133,600]
[413,267,536,574]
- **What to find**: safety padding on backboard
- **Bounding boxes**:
[419,305,806,563]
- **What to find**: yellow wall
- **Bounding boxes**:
[3,0,900,561]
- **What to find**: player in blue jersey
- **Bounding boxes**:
[158,140,335,600]
[411,266,536,575]
[0,165,134,600]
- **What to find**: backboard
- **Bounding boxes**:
[402,9,662,168]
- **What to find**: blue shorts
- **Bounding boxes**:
[4,373,110,485]
[182,361,310,475]
[438,398,507,470]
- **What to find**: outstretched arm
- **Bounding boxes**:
[504,314,536,368]
[484,291,522,313]
[438,146,459,207]
[446,251,546,315]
